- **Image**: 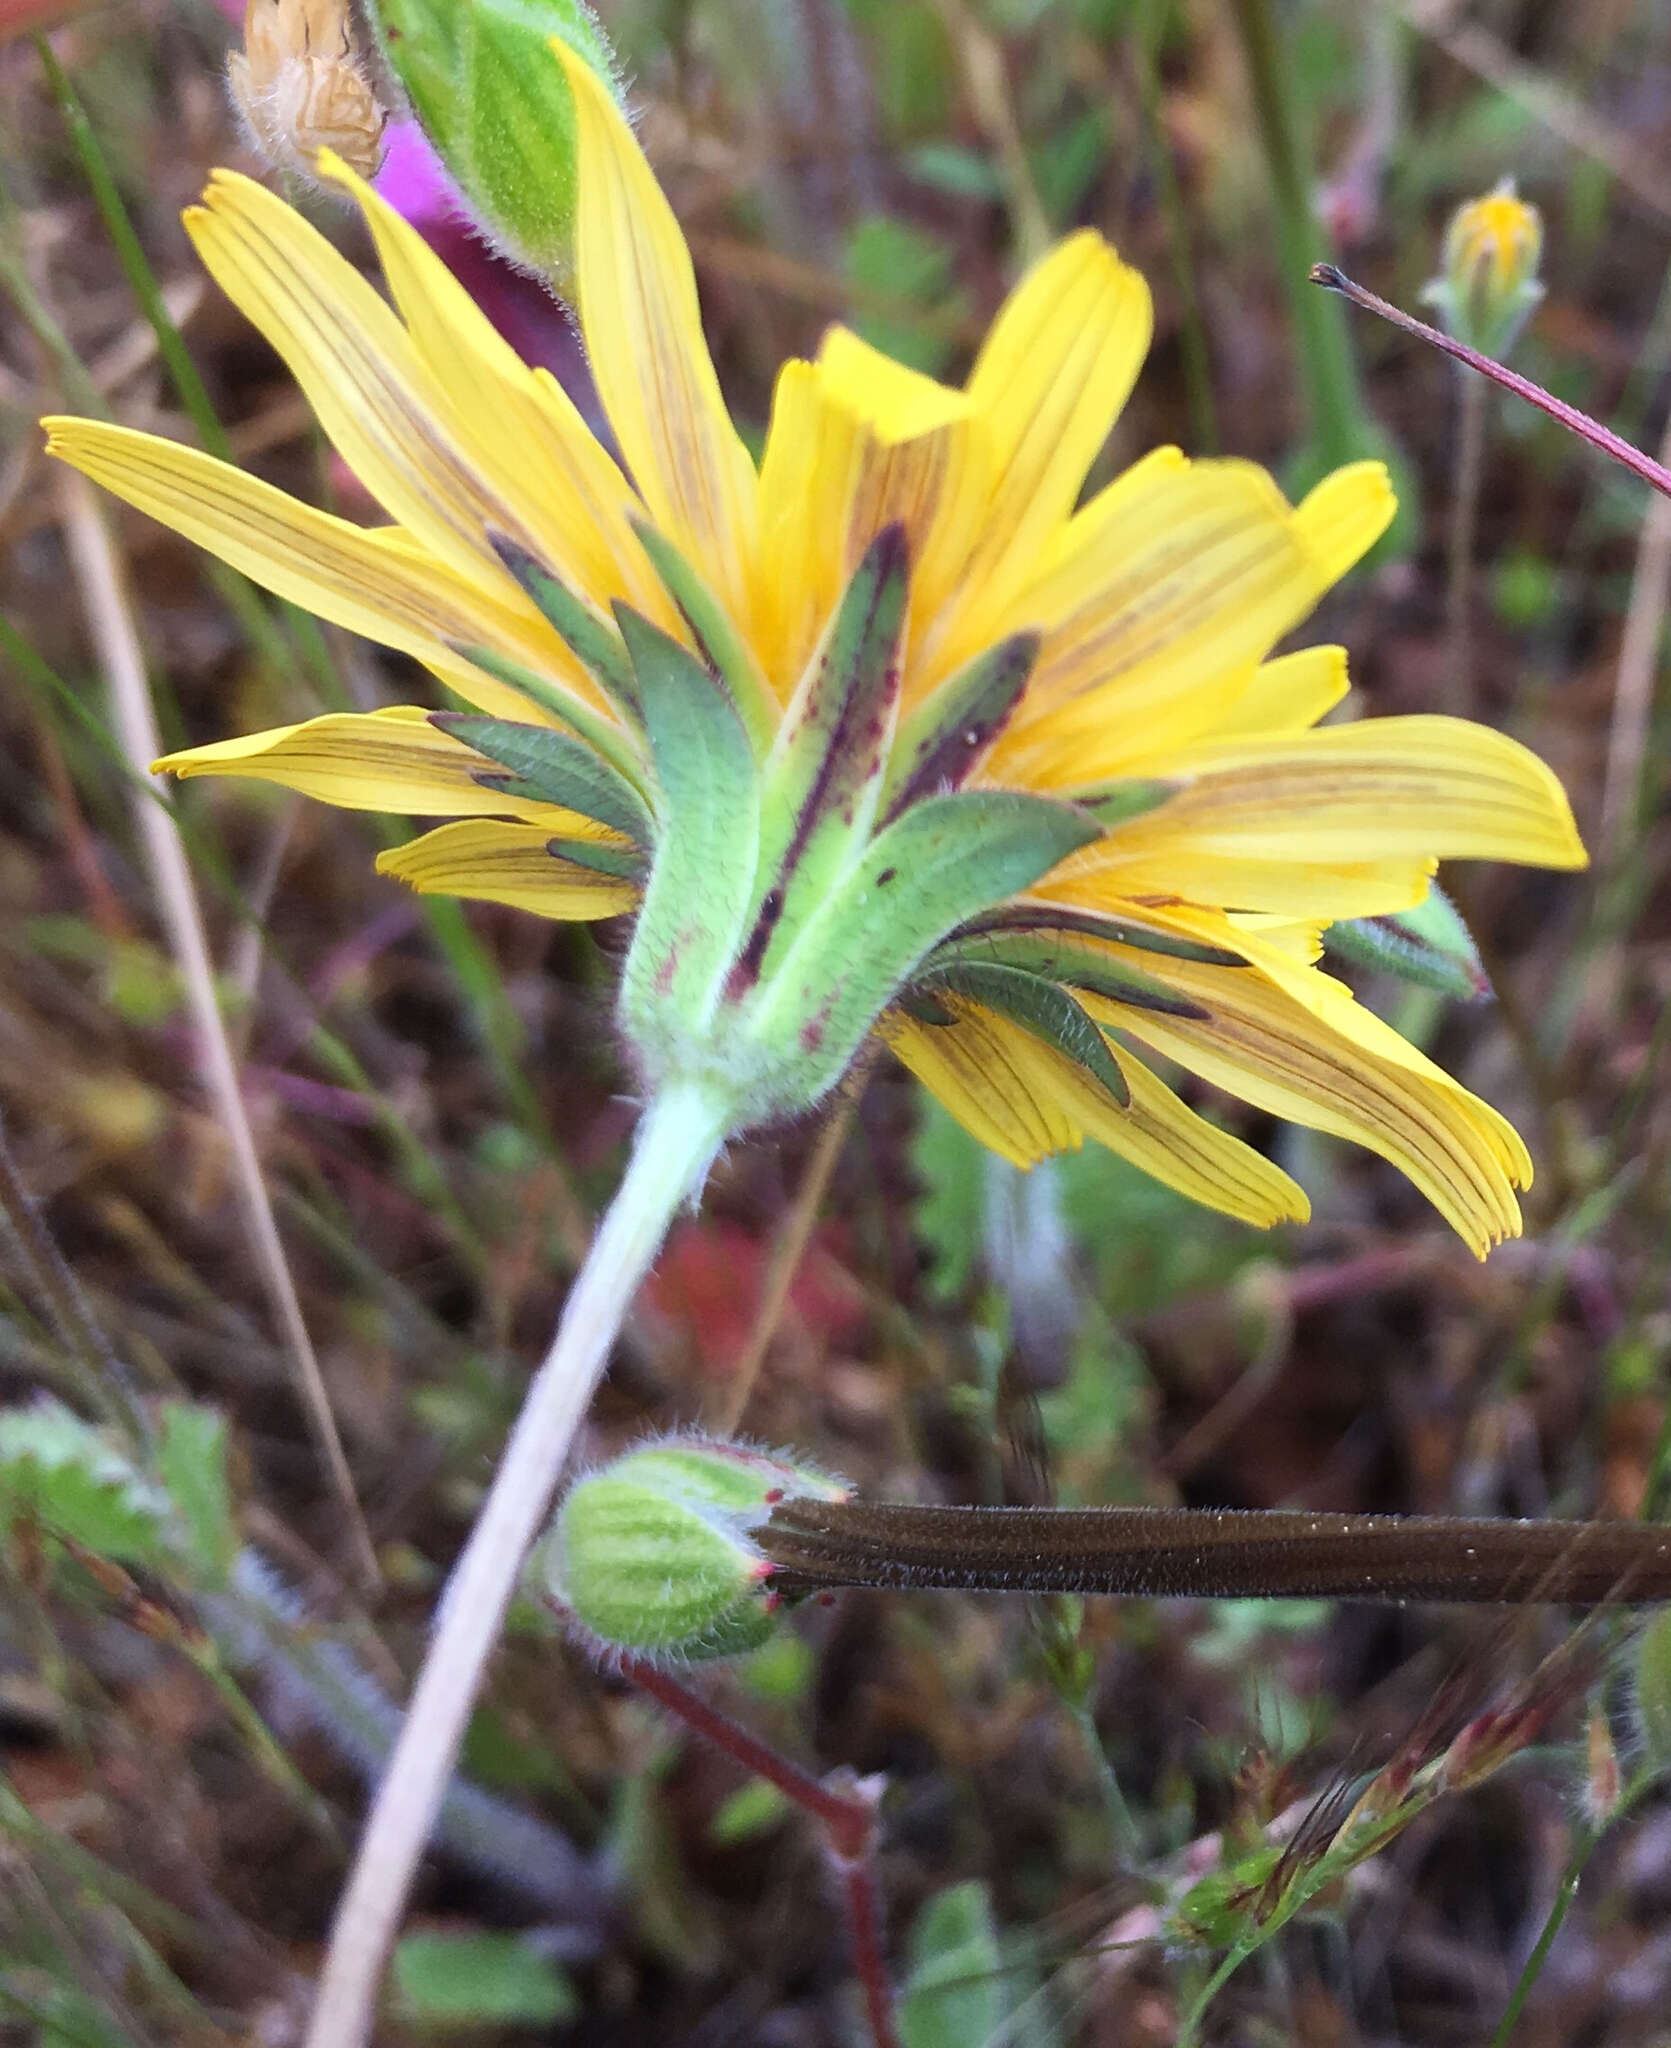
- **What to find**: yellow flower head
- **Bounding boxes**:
[1432,178,1545,358]
[44,50,1585,1255]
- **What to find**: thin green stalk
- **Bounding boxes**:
[1487,1770,1660,2047]
[34,35,233,464]
[1229,0,1372,475]
[303,1079,734,2048]
[1136,0,1219,453]
[1446,369,1488,715]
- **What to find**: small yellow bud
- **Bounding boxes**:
[1425,179,1544,361]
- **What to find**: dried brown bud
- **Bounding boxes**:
[227,0,389,183]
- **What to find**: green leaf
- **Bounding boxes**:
[486,537,641,721]
[544,835,645,881]
[630,519,777,755]
[1323,881,1490,999]
[962,902,1247,967]
[882,632,1037,819]
[445,640,644,787]
[914,959,1130,1105]
[0,1404,166,1568]
[432,714,655,844]
[898,1882,1004,2048]
[391,1930,576,2029]
[747,790,1099,1104]
[707,1778,791,1846]
[155,1403,237,1586]
[745,527,910,981]
[1080,777,1181,828]
[1635,1609,1671,1770]
[924,928,1210,1016]
[616,607,762,1040]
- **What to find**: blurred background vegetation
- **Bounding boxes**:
[3,0,1671,2041]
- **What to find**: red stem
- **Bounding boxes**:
[1311,262,1671,501]
[612,1649,899,2043]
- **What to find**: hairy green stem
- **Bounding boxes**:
[303,1081,732,2048]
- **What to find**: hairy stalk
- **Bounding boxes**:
[712,1066,865,1435]
[55,469,378,1589]
[304,1081,729,2048]
[1445,369,1487,716]
[613,1650,899,2048]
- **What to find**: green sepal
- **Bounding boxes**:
[367,0,618,283]
[743,526,909,983]
[912,958,1131,1106]
[446,641,645,789]
[630,519,778,756]
[546,836,645,882]
[923,928,1210,1017]
[1323,882,1490,1000]
[1080,778,1182,828]
[882,634,1036,821]
[488,537,641,720]
[615,606,762,1042]
[961,903,1248,967]
[432,713,655,845]
[746,790,1100,1107]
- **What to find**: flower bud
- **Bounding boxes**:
[365,0,620,282]
[1424,179,1544,361]
[543,1437,850,1663]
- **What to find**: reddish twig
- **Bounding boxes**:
[1311,262,1671,501]
[613,1649,899,2047]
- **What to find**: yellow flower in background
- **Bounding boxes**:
[44,47,1585,1256]
[1429,178,1545,359]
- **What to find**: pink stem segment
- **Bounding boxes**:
[1311,262,1671,501]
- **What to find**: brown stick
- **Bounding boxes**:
[761,1499,1671,1606]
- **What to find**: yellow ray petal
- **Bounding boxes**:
[1046,1034,1310,1228]
[980,458,1395,782]
[1078,939,1529,1254]
[754,341,985,696]
[881,996,1077,1168]
[1152,715,1588,870]
[1294,461,1398,586]
[375,820,637,919]
[313,151,668,624]
[1201,646,1351,742]
[947,231,1152,629]
[552,40,757,623]
[155,706,590,827]
[881,993,1305,1225]
[1058,847,1436,922]
[43,419,595,728]
[185,169,538,591]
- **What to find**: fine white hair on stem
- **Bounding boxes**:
[302,1079,728,2048]
[55,465,379,1590]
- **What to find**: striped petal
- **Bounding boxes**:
[1076,925,1531,1255]
[185,170,540,593]
[313,152,669,624]
[979,459,1396,786]
[882,993,1306,1225]
[753,342,983,696]
[1201,646,1351,743]
[156,706,585,827]
[375,820,637,919]
[553,40,757,624]
[935,231,1152,646]
[43,420,595,727]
